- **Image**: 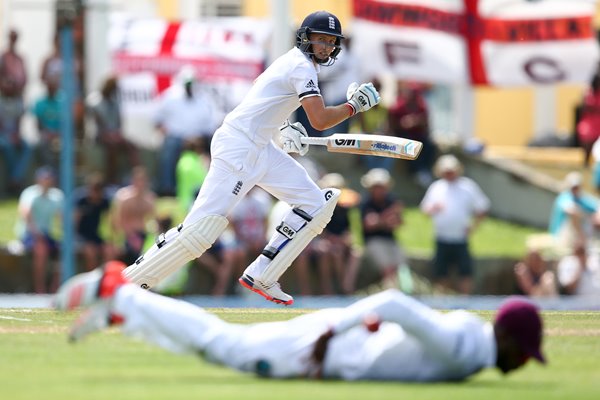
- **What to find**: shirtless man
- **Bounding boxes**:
[111,167,156,265]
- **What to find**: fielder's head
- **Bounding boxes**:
[296,10,344,66]
[493,297,546,374]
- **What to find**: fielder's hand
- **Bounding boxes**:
[279,119,309,156]
[346,82,381,115]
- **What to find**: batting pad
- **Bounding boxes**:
[124,215,228,289]
[261,188,340,283]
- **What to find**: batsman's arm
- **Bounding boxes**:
[300,95,354,131]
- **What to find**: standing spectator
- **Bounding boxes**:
[110,167,156,265]
[557,242,600,295]
[420,155,490,295]
[0,28,32,193]
[576,74,600,168]
[175,137,210,213]
[360,168,405,288]
[548,171,600,248]
[154,66,216,196]
[514,248,558,298]
[88,75,140,185]
[314,173,362,295]
[74,173,114,271]
[16,167,64,293]
[389,82,437,187]
[31,79,64,169]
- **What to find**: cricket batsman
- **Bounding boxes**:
[122,10,381,305]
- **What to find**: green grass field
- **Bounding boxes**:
[0,308,599,400]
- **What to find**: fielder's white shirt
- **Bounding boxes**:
[113,287,496,382]
[420,177,490,242]
[223,47,321,147]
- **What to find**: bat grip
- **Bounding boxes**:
[299,136,329,146]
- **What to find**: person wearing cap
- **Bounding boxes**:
[16,166,64,293]
[420,154,490,295]
[55,263,546,381]
[548,171,600,248]
[359,168,405,289]
[154,65,217,196]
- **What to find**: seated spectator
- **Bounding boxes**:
[110,167,156,265]
[88,75,140,185]
[16,166,64,293]
[548,171,600,248]
[74,173,115,271]
[557,242,600,295]
[360,168,405,289]
[314,173,362,295]
[514,248,558,298]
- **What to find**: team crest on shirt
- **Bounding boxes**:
[305,80,317,90]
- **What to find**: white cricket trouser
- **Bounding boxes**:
[110,286,447,380]
[112,285,337,378]
[183,125,324,226]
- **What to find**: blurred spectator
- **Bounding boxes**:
[16,167,64,293]
[514,248,558,298]
[356,78,395,172]
[88,75,140,185]
[389,82,437,187]
[229,187,273,270]
[175,137,210,213]
[557,242,600,295]
[592,138,600,193]
[420,155,490,295]
[154,66,216,196]
[576,73,600,168]
[40,33,83,88]
[314,173,362,295]
[0,28,31,193]
[110,166,156,265]
[31,79,64,169]
[548,171,600,248]
[74,173,115,271]
[360,168,405,288]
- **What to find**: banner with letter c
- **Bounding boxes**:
[351,0,599,86]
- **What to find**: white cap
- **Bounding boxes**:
[564,171,583,189]
[361,168,392,189]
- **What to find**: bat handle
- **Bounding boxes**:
[300,136,329,146]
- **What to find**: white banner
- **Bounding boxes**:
[351,0,599,86]
[108,15,271,144]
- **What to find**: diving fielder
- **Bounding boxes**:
[55,262,547,381]
[123,10,381,305]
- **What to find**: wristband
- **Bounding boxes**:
[345,102,356,117]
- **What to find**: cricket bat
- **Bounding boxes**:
[300,133,422,160]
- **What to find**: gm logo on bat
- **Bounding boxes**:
[333,139,359,147]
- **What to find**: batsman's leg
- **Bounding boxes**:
[240,188,340,305]
[123,215,228,289]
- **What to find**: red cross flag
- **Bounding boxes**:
[351,0,599,86]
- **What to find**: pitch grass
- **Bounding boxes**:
[0,308,599,400]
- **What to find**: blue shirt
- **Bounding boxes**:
[32,92,65,132]
[549,190,598,235]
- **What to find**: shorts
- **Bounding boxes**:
[433,240,472,278]
[22,231,60,255]
[364,237,404,270]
